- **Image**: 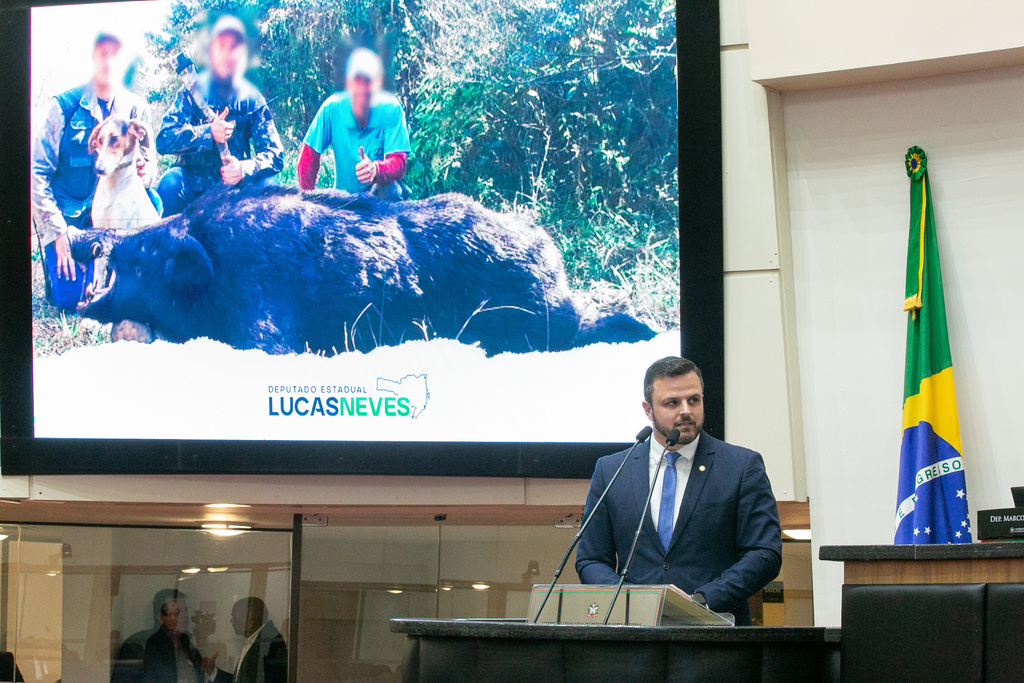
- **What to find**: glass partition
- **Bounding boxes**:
[297,523,580,681]
[0,524,292,683]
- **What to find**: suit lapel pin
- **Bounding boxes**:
[699,465,706,472]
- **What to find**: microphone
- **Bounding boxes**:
[529,426,654,624]
[603,428,679,624]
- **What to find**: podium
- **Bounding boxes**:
[391,619,841,682]
[527,583,734,626]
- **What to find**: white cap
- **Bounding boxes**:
[346,47,383,81]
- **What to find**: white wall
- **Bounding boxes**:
[749,0,1024,89]
[721,0,805,501]
[784,65,1024,625]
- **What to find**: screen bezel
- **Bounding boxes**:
[0,0,723,476]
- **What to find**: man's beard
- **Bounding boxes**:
[654,414,701,446]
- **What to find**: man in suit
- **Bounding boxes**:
[142,592,209,683]
[113,588,189,682]
[210,597,287,683]
[575,356,783,625]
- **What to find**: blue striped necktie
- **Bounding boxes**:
[658,452,681,552]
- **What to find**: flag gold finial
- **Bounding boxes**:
[903,147,928,316]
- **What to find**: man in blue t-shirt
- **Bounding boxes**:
[297,48,411,200]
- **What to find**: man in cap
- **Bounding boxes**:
[156,15,284,215]
[31,31,156,311]
[297,47,411,200]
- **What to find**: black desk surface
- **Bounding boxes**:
[819,542,1024,562]
[391,618,840,643]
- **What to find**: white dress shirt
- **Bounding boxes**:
[208,622,267,682]
[236,622,266,677]
[648,433,700,532]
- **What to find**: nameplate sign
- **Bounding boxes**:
[978,507,1024,541]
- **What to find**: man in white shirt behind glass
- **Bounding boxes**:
[206,597,286,683]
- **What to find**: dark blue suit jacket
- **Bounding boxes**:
[575,431,783,625]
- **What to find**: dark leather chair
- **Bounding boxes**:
[985,583,1024,682]
[840,583,985,683]
[0,652,24,682]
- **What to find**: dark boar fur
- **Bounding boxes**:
[77,185,655,355]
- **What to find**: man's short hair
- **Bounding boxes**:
[643,356,703,404]
[156,589,186,618]
[233,596,269,624]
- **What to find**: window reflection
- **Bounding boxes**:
[297,524,580,681]
[0,525,291,683]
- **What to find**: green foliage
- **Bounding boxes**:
[146,0,679,327]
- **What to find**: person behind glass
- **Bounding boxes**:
[142,592,214,683]
[156,15,284,216]
[31,31,156,311]
[575,356,783,625]
[113,588,191,683]
[208,597,286,683]
[297,47,411,200]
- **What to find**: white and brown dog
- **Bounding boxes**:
[88,115,160,231]
[85,115,161,342]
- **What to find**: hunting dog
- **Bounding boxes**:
[85,115,161,342]
[88,115,160,231]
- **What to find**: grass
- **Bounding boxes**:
[31,236,111,358]
[551,208,680,335]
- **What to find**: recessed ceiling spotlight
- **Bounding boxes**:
[202,523,251,537]
[204,503,251,509]
[471,582,491,591]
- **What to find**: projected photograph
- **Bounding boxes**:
[29,0,680,442]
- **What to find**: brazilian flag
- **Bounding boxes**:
[893,147,971,544]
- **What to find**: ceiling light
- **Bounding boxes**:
[204,503,251,509]
[207,567,229,573]
[387,589,403,594]
[783,528,812,541]
[0,534,8,542]
[181,567,201,574]
[471,582,490,591]
[440,585,452,591]
[202,523,251,537]
[46,571,59,577]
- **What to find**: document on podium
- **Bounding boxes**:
[528,584,735,626]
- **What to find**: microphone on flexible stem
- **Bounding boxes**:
[602,427,680,625]
[529,426,655,624]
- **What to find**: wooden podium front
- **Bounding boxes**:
[391,619,840,683]
[820,542,1024,584]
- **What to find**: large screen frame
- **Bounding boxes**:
[0,0,723,477]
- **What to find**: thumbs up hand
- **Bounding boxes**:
[211,108,235,144]
[355,145,378,185]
